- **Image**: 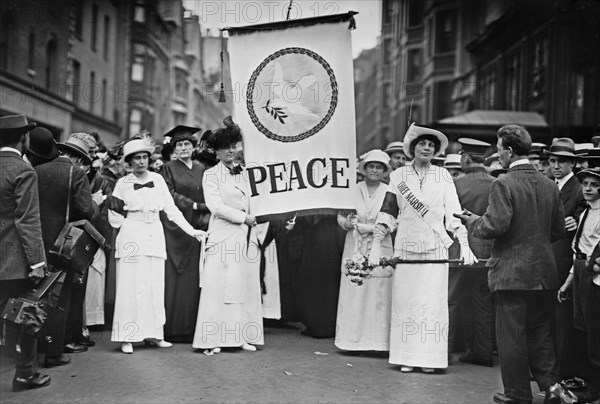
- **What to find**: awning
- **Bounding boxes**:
[437,110,547,127]
[434,110,550,142]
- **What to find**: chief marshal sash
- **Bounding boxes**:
[395,180,453,247]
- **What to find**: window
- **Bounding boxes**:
[103,16,110,60]
[129,108,142,135]
[91,4,98,51]
[45,38,57,89]
[89,71,96,112]
[530,37,548,100]
[72,59,81,104]
[102,79,107,117]
[131,43,145,81]
[134,0,146,23]
[28,31,35,70]
[175,68,188,98]
[571,73,585,125]
[407,0,424,27]
[435,10,456,54]
[505,53,522,110]
[407,49,422,83]
[480,70,497,109]
[383,38,392,65]
[74,2,83,38]
[435,81,453,119]
[173,111,186,126]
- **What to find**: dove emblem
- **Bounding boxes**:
[247,47,339,143]
[263,61,319,124]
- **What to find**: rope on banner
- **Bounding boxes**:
[218,29,226,103]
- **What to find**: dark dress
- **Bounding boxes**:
[294,215,345,338]
[161,159,210,340]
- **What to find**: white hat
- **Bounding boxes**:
[358,149,392,175]
[443,154,462,168]
[402,123,448,158]
[122,138,155,160]
[384,141,405,155]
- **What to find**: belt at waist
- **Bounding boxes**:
[126,210,160,223]
[574,252,587,260]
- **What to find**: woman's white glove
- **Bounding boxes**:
[456,228,478,266]
[368,240,382,267]
[356,223,374,235]
[192,229,207,242]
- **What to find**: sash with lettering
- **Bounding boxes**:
[225,12,358,221]
[394,180,453,247]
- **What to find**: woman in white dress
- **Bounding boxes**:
[335,150,395,351]
[369,124,477,373]
[108,138,205,354]
[192,117,264,354]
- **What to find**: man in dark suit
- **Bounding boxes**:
[547,138,588,378]
[457,125,566,404]
[35,132,99,367]
[0,114,51,391]
[451,138,495,367]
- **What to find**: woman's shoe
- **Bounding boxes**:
[421,367,435,373]
[241,343,256,352]
[400,366,414,373]
[202,347,221,356]
[144,339,172,348]
[121,343,133,354]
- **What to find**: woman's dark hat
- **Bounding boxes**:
[27,127,59,160]
[0,114,36,134]
[57,133,93,165]
[164,125,200,147]
[576,167,600,181]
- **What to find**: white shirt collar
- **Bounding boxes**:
[509,158,530,169]
[0,146,22,156]
[556,172,574,191]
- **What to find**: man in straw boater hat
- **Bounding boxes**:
[456,124,572,404]
[0,114,51,391]
[557,166,600,403]
[384,140,409,170]
[448,137,496,368]
[34,133,101,368]
[545,138,589,381]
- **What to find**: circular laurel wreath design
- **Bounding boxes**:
[246,47,338,143]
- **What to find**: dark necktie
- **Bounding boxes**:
[228,165,243,175]
[133,181,154,190]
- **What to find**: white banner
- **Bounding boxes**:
[227,14,357,220]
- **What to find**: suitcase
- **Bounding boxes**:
[49,219,105,274]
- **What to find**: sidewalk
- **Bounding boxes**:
[0,324,547,404]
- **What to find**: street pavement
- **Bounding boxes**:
[0,324,550,404]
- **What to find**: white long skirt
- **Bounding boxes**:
[335,272,393,351]
[261,241,281,320]
[111,256,166,342]
[192,245,264,349]
[85,248,105,326]
[389,262,449,368]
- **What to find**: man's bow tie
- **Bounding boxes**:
[228,165,243,175]
[134,181,155,190]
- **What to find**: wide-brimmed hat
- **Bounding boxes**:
[582,148,600,160]
[384,141,406,155]
[402,123,448,158]
[164,125,200,148]
[57,133,93,165]
[358,149,392,175]
[576,167,600,181]
[443,154,462,168]
[123,138,155,161]
[27,127,58,160]
[545,138,577,158]
[0,114,36,134]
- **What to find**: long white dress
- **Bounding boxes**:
[108,172,197,343]
[377,163,465,368]
[192,162,264,349]
[335,181,394,351]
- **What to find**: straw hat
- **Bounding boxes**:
[384,141,405,155]
[358,149,392,175]
[57,133,93,165]
[443,154,462,168]
[122,138,155,161]
[402,123,448,158]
